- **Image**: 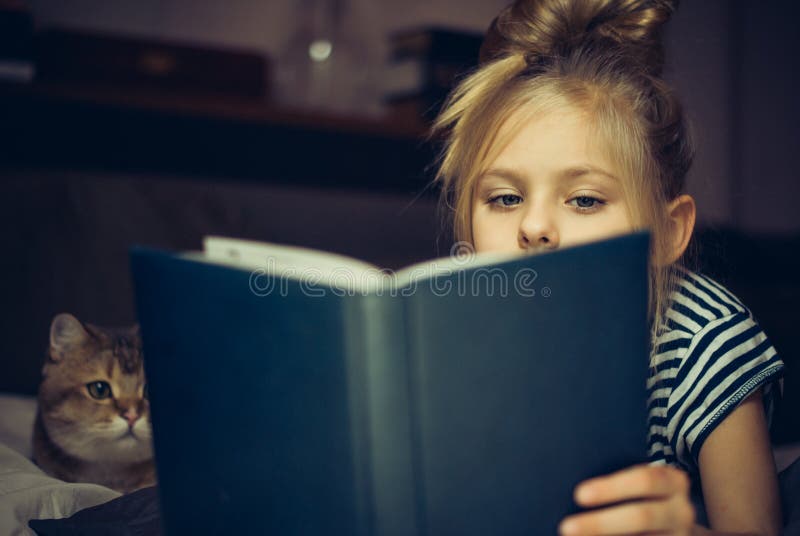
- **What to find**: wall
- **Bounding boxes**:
[26,0,508,51]
[5,1,798,403]
[664,0,733,226]
[0,168,441,395]
[26,0,765,228]
[737,0,800,232]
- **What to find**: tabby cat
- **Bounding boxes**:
[33,313,156,493]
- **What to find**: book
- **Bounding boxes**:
[381,59,466,99]
[384,27,484,121]
[384,87,450,123]
[389,27,484,64]
[130,232,650,535]
[382,58,471,121]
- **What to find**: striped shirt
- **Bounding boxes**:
[647,269,784,476]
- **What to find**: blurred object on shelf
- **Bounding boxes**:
[0,0,34,83]
[383,27,483,124]
[34,28,269,99]
[389,27,485,63]
[382,93,434,134]
[275,0,380,117]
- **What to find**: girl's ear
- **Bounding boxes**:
[665,194,696,265]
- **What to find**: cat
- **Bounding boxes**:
[33,313,156,493]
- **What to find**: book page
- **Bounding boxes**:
[201,236,531,294]
[202,236,387,291]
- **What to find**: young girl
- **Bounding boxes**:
[432,1,785,534]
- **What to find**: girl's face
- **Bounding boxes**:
[471,106,635,254]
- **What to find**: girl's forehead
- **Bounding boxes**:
[486,103,620,176]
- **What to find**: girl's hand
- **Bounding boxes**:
[558,464,696,535]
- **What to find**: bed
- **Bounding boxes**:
[1,392,799,535]
[0,394,121,535]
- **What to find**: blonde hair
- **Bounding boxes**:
[432,0,694,343]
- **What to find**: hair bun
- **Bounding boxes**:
[480,0,678,75]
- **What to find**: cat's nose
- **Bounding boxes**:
[123,408,140,427]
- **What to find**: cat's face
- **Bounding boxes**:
[39,313,153,463]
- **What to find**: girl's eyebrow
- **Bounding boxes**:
[478,167,527,187]
[560,165,619,182]
[479,164,619,185]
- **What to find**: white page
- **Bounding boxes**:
[202,236,387,292]
[201,236,528,294]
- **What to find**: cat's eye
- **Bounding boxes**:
[87,381,112,400]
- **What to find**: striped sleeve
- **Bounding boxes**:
[666,311,784,468]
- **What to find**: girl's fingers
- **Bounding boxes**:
[574,464,691,507]
[558,495,695,535]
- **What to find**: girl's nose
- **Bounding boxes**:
[518,207,559,250]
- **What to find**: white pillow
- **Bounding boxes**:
[0,394,120,535]
[0,393,37,459]
[0,443,121,535]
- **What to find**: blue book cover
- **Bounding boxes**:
[130,232,650,535]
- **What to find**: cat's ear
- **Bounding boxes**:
[49,313,91,361]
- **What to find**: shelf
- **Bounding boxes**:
[0,82,439,194]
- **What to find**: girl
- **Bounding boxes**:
[432,1,785,534]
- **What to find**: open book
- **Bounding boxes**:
[130,232,650,535]
[201,235,526,294]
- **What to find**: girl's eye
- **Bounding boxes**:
[568,195,605,212]
[87,381,113,400]
[488,194,523,208]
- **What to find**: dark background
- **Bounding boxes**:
[0,0,798,444]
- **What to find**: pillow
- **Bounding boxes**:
[28,486,160,536]
[0,393,38,458]
[0,442,120,536]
